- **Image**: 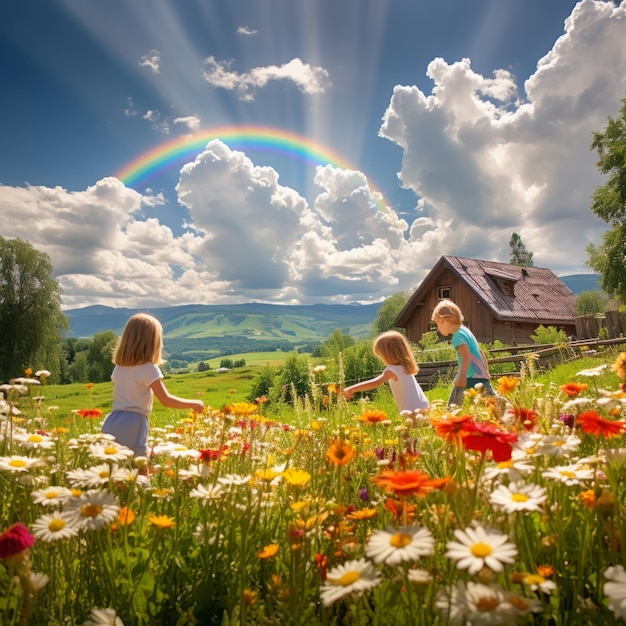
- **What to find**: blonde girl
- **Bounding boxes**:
[431,299,497,407]
[343,330,429,413]
[102,313,204,467]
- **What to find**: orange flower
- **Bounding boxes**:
[257,543,279,559]
[24,368,33,377]
[579,490,596,509]
[326,439,356,466]
[383,498,416,524]
[76,408,103,419]
[346,508,378,521]
[357,409,389,424]
[560,382,588,397]
[612,352,626,380]
[373,469,438,497]
[537,565,554,577]
[225,402,259,417]
[148,514,175,530]
[508,406,538,431]
[85,383,94,390]
[117,506,136,526]
[576,411,626,438]
[497,376,519,395]
[431,414,475,446]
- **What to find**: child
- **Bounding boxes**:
[342,330,430,416]
[431,299,497,408]
[102,313,204,471]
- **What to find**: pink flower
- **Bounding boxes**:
[0,523,36,560]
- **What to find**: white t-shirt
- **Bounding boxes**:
[111,363,163,417]
[385,364,430,412]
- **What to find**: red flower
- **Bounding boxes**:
[576,411,626,438]
[508,406,539,431]
[461,421,518,462]
[432,414,476,446]
[0,523,35,560]
[76,408,103,419]
[560,382,588,397]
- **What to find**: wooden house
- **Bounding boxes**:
[395,255,577,345]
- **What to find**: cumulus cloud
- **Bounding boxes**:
[379,0,626,277]
[202,56,332,100]
[236,26,258,36]
[173,115,201,131]
[139,49,160,74]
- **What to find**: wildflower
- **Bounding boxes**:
[326,439,356,466]
[533,434,581,457]
[560,382,588,397]
[217,473,252,487]
[604,565,626,620]
[497,376,519,395]
[373,469,439,498]
[257,543,279,558]
[612,353,626,379]
[89,442,134,462]
[75,409,103,419]
[189,484,223,501]
[577,363,608,377]
[319,558,381,607]
[542,463,595,486]
[242,589,257,605]
[522,572,556,594]
[357,409,389,424]
[445,525,518,575]
[461,421,518,462]
[34,370,51,379]
[506,406,539,431]
[432,414,475,446]
[489,482,547,513]
[0,455,42,472]
[224,402,259,417]
[31,486,73,507]
[346,508,377,521]
[313,365,326,373]
[481,452,534,483]
[15,432,55,450]
[281,468,311,486]
[65,489,120,531]
[0,523,36,559]
[365,526,434,565]
[576,410,626,438]
[31,512,79,542]
[148,514,175,530]
[437,580,517,625]
[83,607,125,626]
[407,568,432,586]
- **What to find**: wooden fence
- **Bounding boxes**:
[575,311,626,340]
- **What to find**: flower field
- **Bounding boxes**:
[3,354,626,624]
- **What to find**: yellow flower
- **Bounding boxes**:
[257,543,280,559]
[242,589,257,605]
[282,468,311,487]
[148,514,175,530]
[497,376,519,395]
[346,508,378,521]
[290,501,309,513]
[326,439,356,466]
[225,402,259,417]
[613,352,626,380]
[255,468,279,482]
[357,410,389,424]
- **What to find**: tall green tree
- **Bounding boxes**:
[0,237,68,382]
[87,330,118,383]
[373,291,411,334]
[509,233,534,267]
[586,97,626,300]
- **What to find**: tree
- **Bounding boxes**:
[509,233,534,267]
[373,291,411,334]
[586,97,626,300]
[0,237,68,382]
[87,330,117,383]
[313,329,355,358]
[576,290,609,316]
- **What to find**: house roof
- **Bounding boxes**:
[396,255,577,326]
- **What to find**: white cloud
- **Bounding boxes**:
[379,0,626,279]
[143,109,170,133]
[173,115,201,131]
[139,49,160,74]
[202,56,332,100]
[236,26,258,36]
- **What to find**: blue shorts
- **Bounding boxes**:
[102,410,149,456]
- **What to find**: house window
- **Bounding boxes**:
[438,286,451,299]
[502,284,511,295]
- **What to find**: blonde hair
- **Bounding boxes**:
[113,313,164,366]
[373,330,418,375]
[431,299,463,327]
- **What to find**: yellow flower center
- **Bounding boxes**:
[559,470,576,478]
[45,492,59,499]
[81,504,103,518]
[497,460,513,469]
[512,493,529,502]
[49,519,66,532]
[9,459,27,467]
[390,532,412,548]
[525,574,545,585]
[553,440,564,447]
[28,435,44,443]
[471,542,493,558]
[99,471,110,479]
[335,571,361,586]
[104,446,118,455]
[475,597,499,612]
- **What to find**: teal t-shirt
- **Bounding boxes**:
[452,325,489,379]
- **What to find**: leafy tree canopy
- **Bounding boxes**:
[373,291,411,334]
[509,233,534,267]
[586,96,626,300]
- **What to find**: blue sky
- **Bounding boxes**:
[1,0,625,310]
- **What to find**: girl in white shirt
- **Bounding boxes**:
[342,330,429,416]
[102,313,204,472]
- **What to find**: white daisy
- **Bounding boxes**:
[65,489,120,531]
[489,482,547,513]
[481,452,534,483]
[14,432,55,450]
[437,581,516,626]
[542,464,595,486]
[89,442,134,463]
[31,511,80,542]
[83,607,125,626]
[534,434,581,457]
[406,568,432,586]
[577,364,608,377]
[31,485,73,507]
[28,571,50,592]
[445,526,518,575]
[320,558,381,607]
[365,526,434,566]
[189,483,223,502]
[217,473,252,488]
[604,565,626,620]
[0,455,42,472]
[523,572,557,595]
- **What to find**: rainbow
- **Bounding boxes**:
[115,125,388,210]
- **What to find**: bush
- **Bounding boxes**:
[530,324,568,344]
